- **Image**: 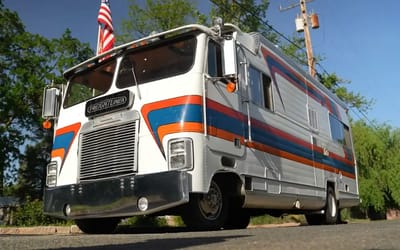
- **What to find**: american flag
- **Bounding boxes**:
[97,0,114,55]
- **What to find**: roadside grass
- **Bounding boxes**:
[250,214,306,225]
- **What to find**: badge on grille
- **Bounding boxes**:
[85,90,132,117]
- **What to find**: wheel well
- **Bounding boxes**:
[326,181,338,205]
[212,172,243,198]
[327,181,335,192]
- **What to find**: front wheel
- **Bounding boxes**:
[224,196,250,229]
[75,218,120,234]
[182,180,228,230]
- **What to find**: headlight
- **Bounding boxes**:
[168,138,193,170]
[46,162,58,187]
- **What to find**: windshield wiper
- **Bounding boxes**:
[130,64,142,100]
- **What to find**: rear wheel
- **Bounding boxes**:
[75,218,120,234]
[306,186,338,225]
[182,180,228,230]
[324,187,338,224]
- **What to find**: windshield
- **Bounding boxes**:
[63,34,196,108]
[117,35,196,88]
[63,60,116,108]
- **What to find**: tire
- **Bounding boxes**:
[306,186,338,225]
[182,180,228,230]
[75,218,120,234]
[324,187,338,225]
[224,197,250,229]
[305,213,323,225]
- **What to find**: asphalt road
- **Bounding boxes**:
[1,220,399,250]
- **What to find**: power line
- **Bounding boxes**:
[209,0,376,128]
[209,0,330,76]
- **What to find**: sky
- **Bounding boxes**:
[4,0,400,128]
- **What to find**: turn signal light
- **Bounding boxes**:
[43,119,52,129]
[226,82,236,93]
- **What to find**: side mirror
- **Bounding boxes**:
[42,87,61,119]
[222,38,237,78]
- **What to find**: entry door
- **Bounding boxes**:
[205,40,245,157]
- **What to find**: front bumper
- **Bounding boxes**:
[44,171,189,219]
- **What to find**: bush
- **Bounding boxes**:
[121,216,168,227]
[120,215,185,227]
[13,198,69,226]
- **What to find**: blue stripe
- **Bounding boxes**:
[206,108,246,137]
[53,132,74,152]
[251,126,314,160]
[266,57,308,92]
[147,104,203,146]
[147,103,354,175]
[208,106,355,175]
[265,55,341,118]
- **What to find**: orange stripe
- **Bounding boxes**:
[141,95,203,141]
[51,148,65,161]
[141,95,202,118]
[55,122,81,136]
[207,126,244,144]
[157,121,355,179]
[245,140,355,179]
[157,122,204,143]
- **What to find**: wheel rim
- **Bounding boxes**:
[198,182,223,221]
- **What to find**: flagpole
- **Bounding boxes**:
[96,0,103,55]
[96,24,101,55]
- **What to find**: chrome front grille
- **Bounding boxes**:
[79,121,137,182]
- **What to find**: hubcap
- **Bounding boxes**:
[329,194,337,217]
[198,182,223,220]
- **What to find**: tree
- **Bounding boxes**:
[352,120,400,215]
[0,1,93,196]
[15,135,51,200]
[209,0,279,43]
[118,0,206,43]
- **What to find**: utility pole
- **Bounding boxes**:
[280,0,319,77]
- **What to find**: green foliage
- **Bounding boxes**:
[13,198,69,226]
[118,0,206,43]
[15,134,52,200]
[250,214,306,225]
[0,1,93,196]
[352,120,400,213]
[121,216,168,227]
[320,73,373,112]
[209,0,279,43]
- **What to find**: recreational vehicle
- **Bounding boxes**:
[42,21,359,233]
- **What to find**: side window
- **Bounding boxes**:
[343,125,352,148]
[329,114,350,147]
[262,74,272,110]
[249,66,263,106]
[249,66,273,110]
[207,40,222,77]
